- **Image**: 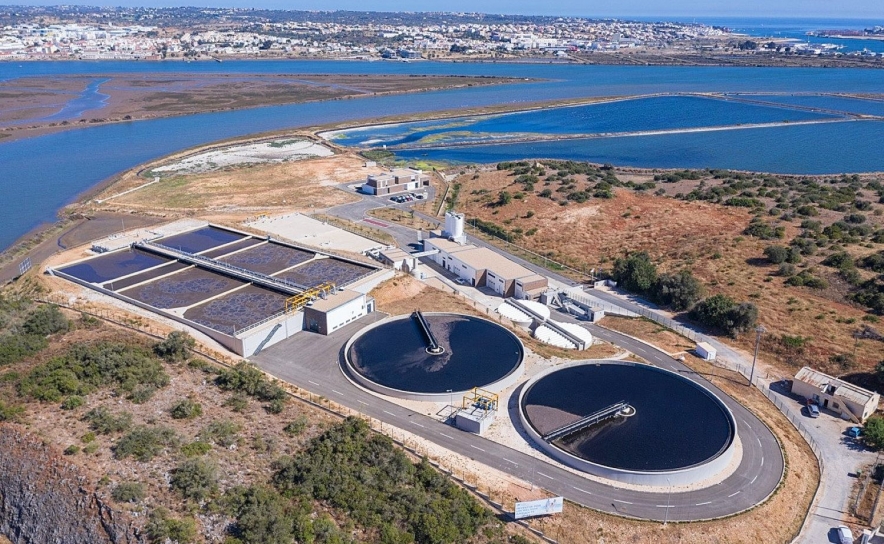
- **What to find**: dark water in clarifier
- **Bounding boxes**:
[348,314,523,394]
[522,363,734,471]
[59,248,169,283]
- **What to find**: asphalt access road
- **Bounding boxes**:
[253,314,784,522]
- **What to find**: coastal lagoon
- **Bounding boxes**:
[3,60,884,251]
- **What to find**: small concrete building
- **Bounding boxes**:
[422,237,548,298]
[303,289,373,335]
[791,366,880,423]
[695,342,717,361]
[361,168,430,196]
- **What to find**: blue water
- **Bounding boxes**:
[738,94,884,117]
[334,95,839,147]
[699,17,884,54]
[38,78,110,123]
[395,120,884,174]
[3,60,884,252]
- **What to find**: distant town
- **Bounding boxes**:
[1,6,880,62]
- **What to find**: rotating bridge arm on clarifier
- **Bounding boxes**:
[411,310,443,354]
[542,401,632,442]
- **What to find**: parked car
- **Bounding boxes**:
[805,404,820,418]
[836,525,853,544]
[454,278,467,285]
[848,426,862,439]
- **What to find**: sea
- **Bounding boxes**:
[1,56,884,252]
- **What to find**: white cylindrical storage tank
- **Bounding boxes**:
[445,211,465,239]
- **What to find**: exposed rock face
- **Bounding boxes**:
[0,424,144,544]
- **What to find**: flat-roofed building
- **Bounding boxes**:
[791,366,880,423]
[303,289,373,335]
[423,237,548,299]
[361,168,430,196]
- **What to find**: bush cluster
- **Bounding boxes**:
[170,399,203,420]
[272,417,491,544]
[83,406,133,435]
[689,294,758,338]
[19,341,169,402]
[215,362,287,411]
[170,458,218,501]
[611,252,703,311]
[114,425,178,462]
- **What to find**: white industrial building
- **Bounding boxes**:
[304,289,374,335]
[791,366,880,423]
[361,168,430,196]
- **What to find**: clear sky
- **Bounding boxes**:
[13,0,884,20]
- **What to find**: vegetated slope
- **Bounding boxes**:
[0,291,533,544]
[448,161,884,379]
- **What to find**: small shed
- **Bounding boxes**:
[791,366,880,423]
[695,342,717,361]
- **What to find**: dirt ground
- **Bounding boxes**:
[0,73,522,142]
[98,150,370,218]
[601,316,697,356]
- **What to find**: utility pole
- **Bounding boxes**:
[749,325,766,386]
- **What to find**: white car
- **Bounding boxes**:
[836,525,853,544]
[454,278,467,285]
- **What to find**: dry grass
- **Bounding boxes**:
[368,206,438,231]
[601,316,697,355]
[453,168,884,380]
[104,152,367,214]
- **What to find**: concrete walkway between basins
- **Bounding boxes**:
[586,287,880,544]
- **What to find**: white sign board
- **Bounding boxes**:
[514,497,564,519]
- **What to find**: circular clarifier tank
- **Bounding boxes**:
[519,361,737,486]
[344,313,524,401]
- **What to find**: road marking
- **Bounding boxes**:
[760,456,764,467]
[537,472,554,480]
[383,410,396,417]
[572,487,591,495]
[728,491,741,498]
[750,475,758,484]
[357,400,369,406]
[470,445,485,452]
[503,458,519,466]
[412,422,426,428]
[756,437,762,448]
[656,505,674,508]
[695,501,712,506]
[439,432,454,439]
[308,380,320,386]
[331,389,344,396]
[612,499,633,505]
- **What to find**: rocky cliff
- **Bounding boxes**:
[0,424,144,544]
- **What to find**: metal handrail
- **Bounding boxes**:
[543,401,630,441]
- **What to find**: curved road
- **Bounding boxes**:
[253,312,784,522]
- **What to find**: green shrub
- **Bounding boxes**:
[689,294,758,337]
[61,395,84,410]
[64,445,80,455]
[171,458,218,501]
[0,334,48,366]
[226,485,299,544]
[81,431,96,443]
[19,341,169,402]
[273,417,491,544]
[170,399,203,420]
[264,399,285,415]
[223,395,249,413]
[112,482,145,503]
[114,426,178,462]
[0,400,25,422]
[652,270,703,311]
[83,442,99,455]
[146,508,197,544]
[215,363,286,403]
[83,407,133,435]
[181,441,212,458]
[283,416,309,436]
[763,245,789,264]
[22,305,69,336]
[200,420,241,448]
[153,331,195,363]
[785,270,829,289]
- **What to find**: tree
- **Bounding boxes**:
[689,295,758,337]
[763,245,789,264]
[612,252,658,294]
[864,416,884,451]
[654,271,703,311]
[153,331,195,362]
